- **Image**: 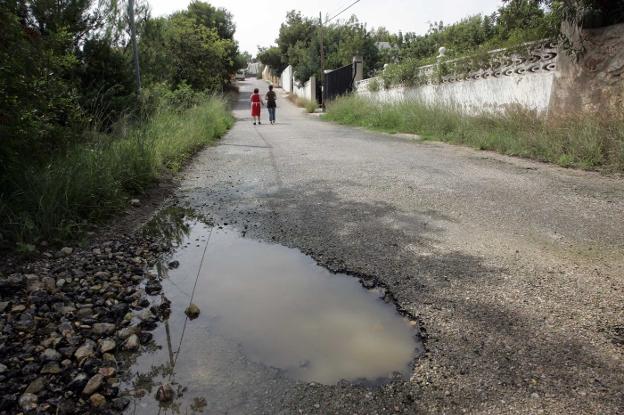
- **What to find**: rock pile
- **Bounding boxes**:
[0,235,171,414]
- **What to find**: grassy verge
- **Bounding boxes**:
[287,94,318,113]
[0,96,233,248]
[324,95,624,172]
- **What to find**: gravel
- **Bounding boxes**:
[0,234,172,414]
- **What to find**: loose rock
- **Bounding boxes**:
[41,362,62,374]
[41,348,62,361]
[98,366,116,377]
[74,341,96,361]
[145,280,162,295]
[25,377,46,394]
[156,383,175,402]
[92,323,116,336]
[18,393,38,411]
[82,374,104,395]
[185,303,201,320]
[117,325,138,339]
[90,393,106,407]
[99,338,116,353]
[123,334,140,351]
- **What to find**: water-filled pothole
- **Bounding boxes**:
[124,208,421,413]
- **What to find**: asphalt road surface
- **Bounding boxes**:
[174,78,624,414]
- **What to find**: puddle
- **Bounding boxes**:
[124,208,421,413]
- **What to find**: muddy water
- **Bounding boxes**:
[124,212,420,414]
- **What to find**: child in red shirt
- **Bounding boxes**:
[250,88,264,125]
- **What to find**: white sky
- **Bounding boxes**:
[149,0,504,55]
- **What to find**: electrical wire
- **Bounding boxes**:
[326,0,363,23]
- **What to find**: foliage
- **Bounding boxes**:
[0,94,233,244]
[367,78,381,93]
[324,95,624,172]
[140,4,240,92]
[257,46,285,74]
[287,94,317,113]
[261,11,380,82]
[0,1,240,245]
[538,0,624,28]
[399,1,558,64]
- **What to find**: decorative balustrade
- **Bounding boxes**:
[356,40,558,90]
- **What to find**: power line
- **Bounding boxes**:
[328,0,355,19]
[326,0,362,23]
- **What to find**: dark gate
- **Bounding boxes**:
[323,63,355,104]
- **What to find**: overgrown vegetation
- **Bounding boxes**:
[1,89,232,248]
[259,1,624,88]
[0,1,245,247]
[287,94,318,113]
[324,95,624,172]
[258,12,381,82]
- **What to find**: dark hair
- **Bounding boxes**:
[269,85,274,90]
[253,88,259,93]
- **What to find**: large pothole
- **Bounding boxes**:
[123,207,423,413]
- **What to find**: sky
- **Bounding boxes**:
[149,0,504,55]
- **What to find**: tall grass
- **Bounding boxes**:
[0,97,233,246]
[324,95,624,172]
[288,94,318,113]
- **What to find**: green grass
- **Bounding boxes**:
[324,95,624,172]
[288,94,318,113]
[0,96,233,246]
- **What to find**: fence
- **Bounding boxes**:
[356,41,559,114]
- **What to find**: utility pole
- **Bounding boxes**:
[128,0,141,95]
[319,12,326,110]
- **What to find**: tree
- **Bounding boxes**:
[139,2,241,92]
[184,1,236,39]
[265,11,381,82]
[257,47,283,70]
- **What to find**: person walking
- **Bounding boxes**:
[250,88,263,125]
[265,85,277,124]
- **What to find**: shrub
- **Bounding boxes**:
[367,78,381,93]
[324,94,624,172]
[0,95,233,246]
[288,94,317,113]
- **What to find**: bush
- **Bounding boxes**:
[367,78,381,93]
[324,94,624,172]
[0,95,233,245]
[288,94,317,113]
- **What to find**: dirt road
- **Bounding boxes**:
[172,78,624,414]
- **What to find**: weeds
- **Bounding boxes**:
[0,97,233,246]
[324,95,624,172]
[288,94,318,113]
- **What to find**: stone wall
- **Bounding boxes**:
[550,23,624,114]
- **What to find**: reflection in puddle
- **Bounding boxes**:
[125,209,421,414]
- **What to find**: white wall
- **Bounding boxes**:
[356,41,559,114]
[293,76,316,102]
[281,66,294,93]
[357,72,556,114]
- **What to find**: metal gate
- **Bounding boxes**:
[323,63,355,104]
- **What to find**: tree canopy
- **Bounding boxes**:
[258,11,380,82]
[0,0,246,190]
[258,0,624,81]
